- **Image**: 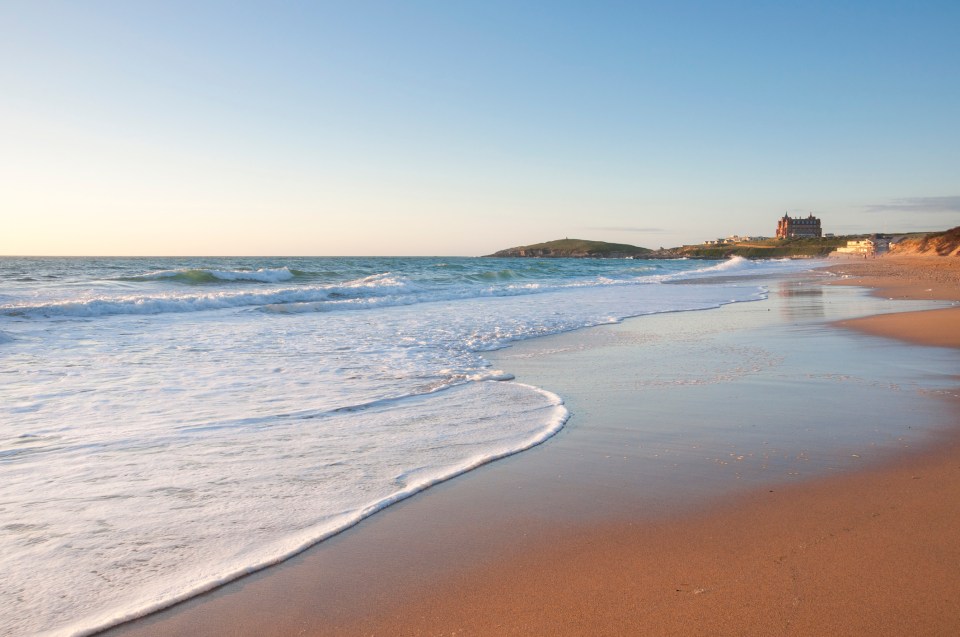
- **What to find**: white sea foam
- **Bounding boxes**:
[9,381,566,637]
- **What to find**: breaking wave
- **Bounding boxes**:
[122,267,302,284]
[665,256,807,281]
[0,273,422,318]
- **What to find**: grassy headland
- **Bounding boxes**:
[665,236,848,259]
[485,238,653,258]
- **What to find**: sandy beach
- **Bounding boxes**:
[827,255,960,349]
[7,3,958,635]
[108,256,960,637]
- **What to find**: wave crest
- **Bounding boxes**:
[126,267,299,284]
[0,272,422,318]
[665,256,814,281]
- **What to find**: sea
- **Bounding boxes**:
[0,255,822,636]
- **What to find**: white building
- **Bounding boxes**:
[836,239,875,255]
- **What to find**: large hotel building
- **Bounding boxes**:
[776,213,822,239]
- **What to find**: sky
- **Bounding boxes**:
[2,1,959,256]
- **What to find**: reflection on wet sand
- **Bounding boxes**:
[778,280,825,320]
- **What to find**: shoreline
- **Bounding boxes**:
[823,255,960,349]
[107,257,960,637]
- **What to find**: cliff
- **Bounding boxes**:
[889,227,960,257]
[485,239,652,259]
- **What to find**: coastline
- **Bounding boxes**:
[107,258,960,637]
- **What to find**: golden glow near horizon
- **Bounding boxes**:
[2,3,958,256]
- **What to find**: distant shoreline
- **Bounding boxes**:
[486,226,959,260]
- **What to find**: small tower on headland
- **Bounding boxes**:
[776,213,822,239]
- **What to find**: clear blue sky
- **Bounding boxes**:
[2,1,958,255]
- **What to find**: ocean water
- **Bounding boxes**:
[0,255,820,636]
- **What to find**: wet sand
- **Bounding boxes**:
[108,258,960,637]
[826,255,960,349]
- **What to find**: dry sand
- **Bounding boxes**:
[825,255,960,302]
[827,255,960,348]
[108,255,960,637]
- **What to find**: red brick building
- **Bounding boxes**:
[776,213,822,239]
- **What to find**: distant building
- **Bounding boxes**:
[836,239,875,256]
[704,235,767,245]
[776,213,822,239]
